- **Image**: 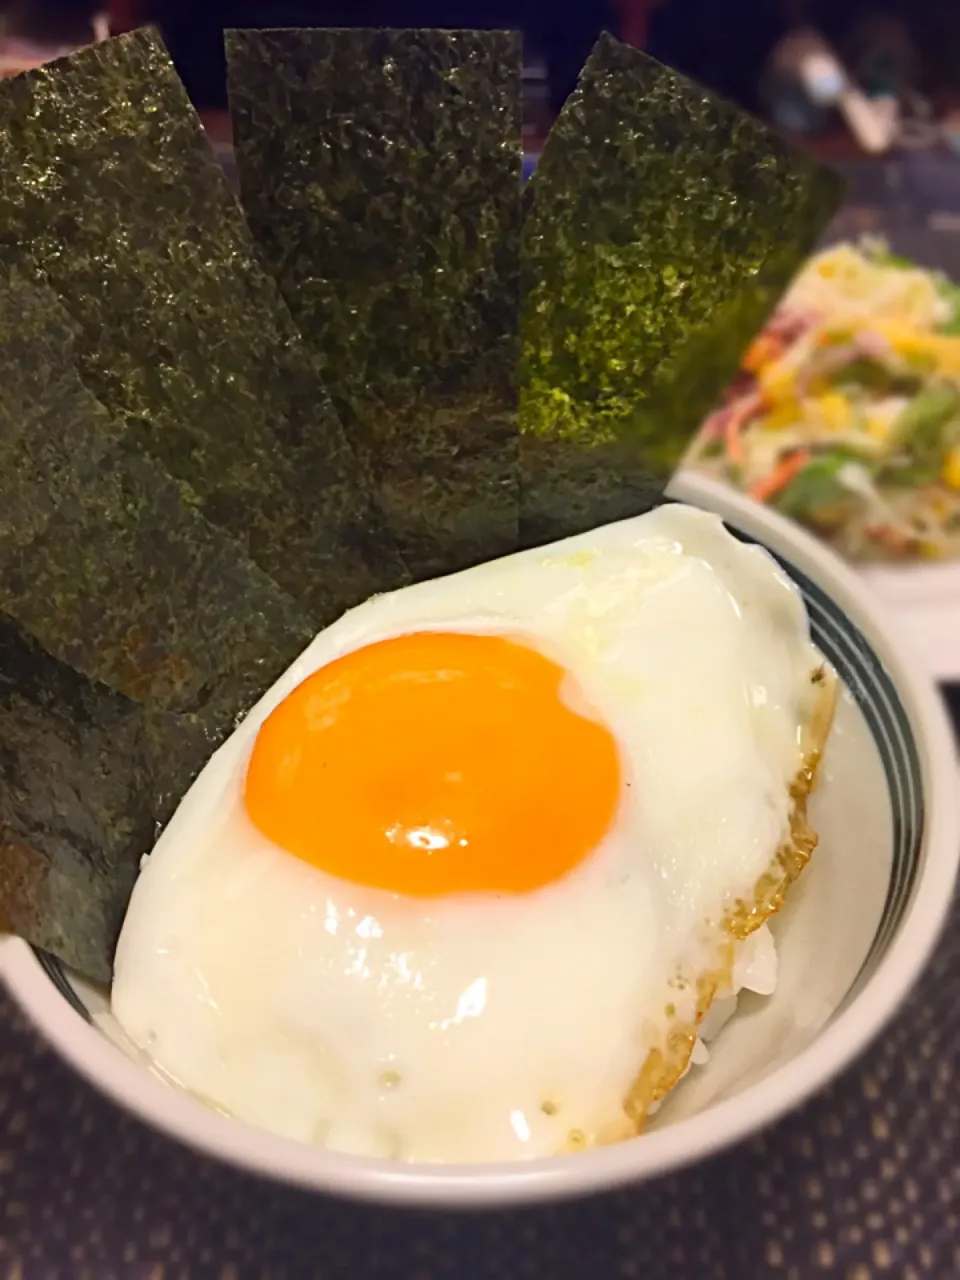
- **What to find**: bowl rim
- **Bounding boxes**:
[2,470,958,1208]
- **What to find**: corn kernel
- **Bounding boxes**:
[919,540,946,561]
[815,393,851,432]
[762,401,799,432]
[942,446,960,491]
[868,321,960,376]
[759,364,794,404]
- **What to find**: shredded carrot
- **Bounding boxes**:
[748,450,811,503]
[742,333,783,374]
[866,523,914,555]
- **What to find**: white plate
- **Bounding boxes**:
[860,560,960,684]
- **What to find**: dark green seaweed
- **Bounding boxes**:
[519,33,846,547]
[0,614,221,984]
[0,262,315,983]
[227,27,522,579]
[0,265,313,723]
[0,28,408,624]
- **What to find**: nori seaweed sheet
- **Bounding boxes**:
[0,265,314,724]
[520,33,846,548]
[0,263,311,983]
[226,27,522,580]
[0,27,408,625]
[0,614,221,984]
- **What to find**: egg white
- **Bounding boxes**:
[112,504,827,1163]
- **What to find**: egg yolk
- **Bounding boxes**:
[244,631,621,896]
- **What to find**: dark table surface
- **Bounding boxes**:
[2,151,960,1279]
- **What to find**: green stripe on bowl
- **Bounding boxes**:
[734,533,924,982]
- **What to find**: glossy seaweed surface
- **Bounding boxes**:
[519,33,845,547]
[228,27,522,579]
[0,28,408,626]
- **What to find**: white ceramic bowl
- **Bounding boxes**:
[2,471,958,1207]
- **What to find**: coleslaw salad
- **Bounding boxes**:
[687,240,960,561]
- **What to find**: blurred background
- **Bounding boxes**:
[3,0,960,153]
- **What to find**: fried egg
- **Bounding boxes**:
[111,504,835,1163]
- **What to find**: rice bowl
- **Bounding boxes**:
[1,471,955,1205]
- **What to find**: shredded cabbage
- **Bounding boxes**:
[687,240,960,562]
